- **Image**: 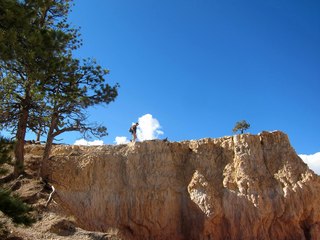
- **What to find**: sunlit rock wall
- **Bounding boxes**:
[35,131,320,240]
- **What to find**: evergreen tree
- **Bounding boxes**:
[232,120,250,134]
[0,0,118,177]
[41,56,118,172]
[0,0,74,177]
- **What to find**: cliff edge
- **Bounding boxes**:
[34,131,320,240]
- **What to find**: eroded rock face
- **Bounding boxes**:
[36,131,320,240]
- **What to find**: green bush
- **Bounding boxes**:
[0,189,35,225]
[0,135,34,226]
[0,136,13,165]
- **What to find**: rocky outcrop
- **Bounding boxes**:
[30,131,320,240]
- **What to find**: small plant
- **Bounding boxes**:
[0,136,13,175]
[0,136,35,226]
[232,120,250,134]
[0,189,35,226]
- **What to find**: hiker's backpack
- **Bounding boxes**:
[129,127,133,133]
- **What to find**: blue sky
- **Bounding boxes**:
[22,1,320,155]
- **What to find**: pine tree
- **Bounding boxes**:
[0,0,74,177]
[41,56,118,174]
[232,120,250,134]
[0,0,118,177]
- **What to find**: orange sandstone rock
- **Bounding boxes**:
[36,131,320,240]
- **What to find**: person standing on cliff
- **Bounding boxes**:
[129,122,139,142]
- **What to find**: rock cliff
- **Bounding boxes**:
[31,131,320,240]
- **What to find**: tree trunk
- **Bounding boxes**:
[40,136,54,179]
[14,108,29,177]
[36,129,41,142]
[40,114,58,178]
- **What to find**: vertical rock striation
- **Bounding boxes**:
[39,131,320,240]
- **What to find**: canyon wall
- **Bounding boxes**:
[32,131,320,240]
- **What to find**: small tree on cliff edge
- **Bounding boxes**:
[232,120,250,134]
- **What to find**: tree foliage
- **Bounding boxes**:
[232,120,250,134]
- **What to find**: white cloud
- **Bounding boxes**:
[114,136,130,145]
[299,152,320,175]
[74,139,104,146]
[137,114,164,141]
[114,113,164,144]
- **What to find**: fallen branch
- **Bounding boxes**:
[45,185,55,207]
[7,174,24,191]
[0,173,16,184]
